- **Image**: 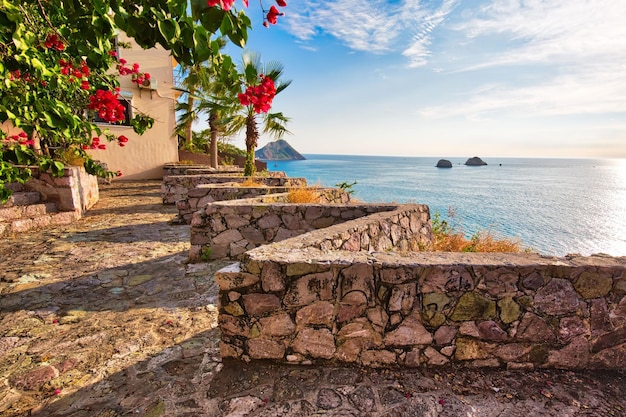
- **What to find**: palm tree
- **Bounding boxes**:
[175,40,239,168]
[228,52,291,176]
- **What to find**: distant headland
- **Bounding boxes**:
[255,139,306,161]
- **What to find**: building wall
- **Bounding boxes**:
[88,35,178,180]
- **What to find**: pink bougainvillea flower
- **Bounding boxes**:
[54,389,61,395]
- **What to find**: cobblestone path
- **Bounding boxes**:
[1,181,624,417]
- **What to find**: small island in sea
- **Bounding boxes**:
[465,156,488,166]
[255,139,306,161]
[436,159,453,168]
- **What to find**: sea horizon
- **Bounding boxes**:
[267,154,626,258]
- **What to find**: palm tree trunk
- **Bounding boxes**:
[244,113,258,176]
[208,111,219,168]
[185,95,194,147]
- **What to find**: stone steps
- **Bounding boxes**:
[0,190,78,237]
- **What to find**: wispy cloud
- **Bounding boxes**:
[287,0,458,66]
[453,0,626,69]
[421,0,626,119]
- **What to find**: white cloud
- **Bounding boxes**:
[454,0,626,69]
[287,0,458,64]
[421,0,626,119]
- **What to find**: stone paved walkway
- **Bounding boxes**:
[1,181,625,417]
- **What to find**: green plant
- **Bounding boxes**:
[1,0,287,201]
[336,180,357,195]
[200,246,213,262]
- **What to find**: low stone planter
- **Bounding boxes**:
[0,165,99,236]
[25,165,99,216]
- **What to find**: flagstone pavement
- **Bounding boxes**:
[1,180,625,417]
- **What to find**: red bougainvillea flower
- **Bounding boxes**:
[44,34,65,51]
[116,171,123,177]
[207,0,236,11]
[87,90,127,123]
[117,135,129,147]
[276,0,287,6]
[80,80,90,90]
[238,74,277,114]
[266,5,283,25]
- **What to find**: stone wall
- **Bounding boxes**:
[176,185,350,224]
[162,163,243,177]
[161,174,306,204]
[190,202,430,262]
[215,239,626,370]
[25,166,99,215]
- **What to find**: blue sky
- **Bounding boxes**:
[213,0,626,158]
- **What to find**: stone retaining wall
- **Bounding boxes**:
[24,166,99,215]
[163,164,243,177]
[190,202,429,262]
[216,238,626,370]
[176,185,350,224]
[161,174,306,204]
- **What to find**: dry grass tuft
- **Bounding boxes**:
[240,177,264,187]
[428,213,523,253]
[287,188,321,203]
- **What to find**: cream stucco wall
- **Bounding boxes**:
[87,35,179,180]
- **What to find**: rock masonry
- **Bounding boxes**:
[217,244,626,370]
[161,173,306,204]
[189,201,418,262]
[178,185,350,225]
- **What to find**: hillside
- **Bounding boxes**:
[255,139,306,161]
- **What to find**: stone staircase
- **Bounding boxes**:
[0,183,77,237]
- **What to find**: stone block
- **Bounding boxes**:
[292,328,336,359]
[259,313,295,337]
[574,271,613,299]
[516,313,556,343]
[360,349,396,367]
[337,291,367,323]
[261,262,285,292]
[384,313,432,347]
[248,339,285,359]
[498,296,521,324]
[242,294,281,316]
[215,271,260,291]
[434,326,457,345]
[455,337,490,361]
[284,271,334,307]
[296,301,335,328]
[534,278,579,316]
[450,292,496,321]
[545,336,590,369]
[477,320,508,342]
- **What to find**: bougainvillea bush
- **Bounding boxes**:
[0,0,287,202]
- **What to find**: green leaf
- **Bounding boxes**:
[193,28,211,62]
[158,18,180,43]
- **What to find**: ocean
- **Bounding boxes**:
[266,155,626,257]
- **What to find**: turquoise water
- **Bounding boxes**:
[267,155,626,257]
